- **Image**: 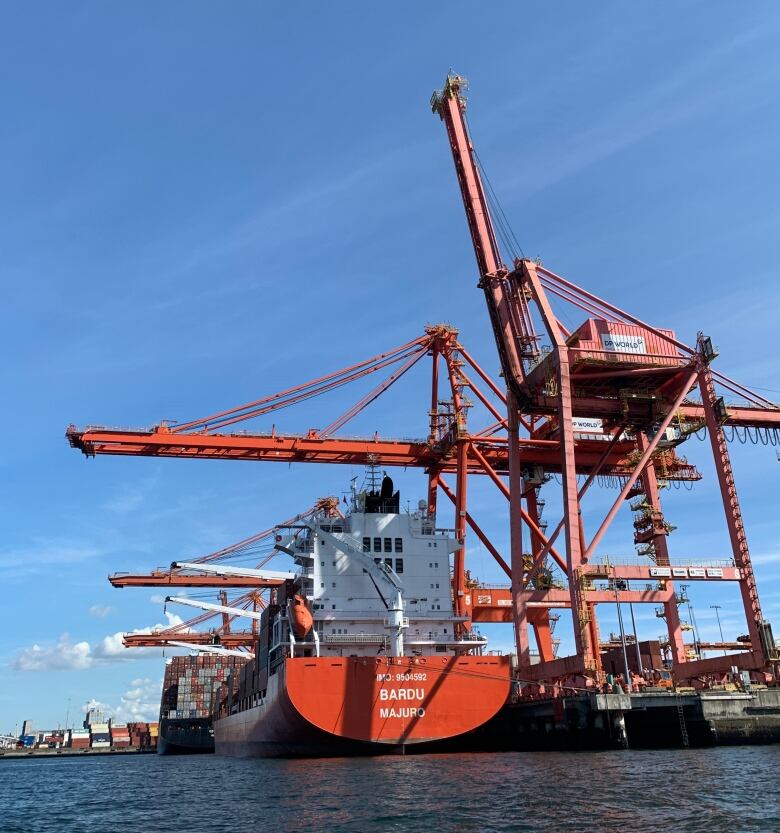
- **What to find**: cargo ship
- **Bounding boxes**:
[213,474,512,757]
[158,655,247,754]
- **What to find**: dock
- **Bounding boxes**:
[474,688,780,750]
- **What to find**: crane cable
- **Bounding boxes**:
[465,113,526,262]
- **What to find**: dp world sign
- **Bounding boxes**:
[599,333,646,354]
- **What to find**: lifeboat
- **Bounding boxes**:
[289,595,313,638]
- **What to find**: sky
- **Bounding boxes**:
[2,1,780,732]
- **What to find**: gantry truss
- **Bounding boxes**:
[69,73,780,687]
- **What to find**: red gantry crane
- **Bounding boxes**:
[430,73,779,684]
[68,74,780,688]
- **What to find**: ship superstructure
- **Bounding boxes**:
[281,472,485,660]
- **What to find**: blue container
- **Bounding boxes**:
[22,735,35,747]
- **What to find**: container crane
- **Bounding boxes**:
[67,74,780,688]
[431,73,778,684]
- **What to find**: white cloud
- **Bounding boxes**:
[82,678,163,723]
[150,594,165,605]
[11,612,187,671]
[12,634,93,671]
[89,604,114,618]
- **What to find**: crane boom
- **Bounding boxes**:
[170,562,295,581]
[166,595,265,621]
[109,571,273,588]
[166,641,252,658]
[432,74,537,396]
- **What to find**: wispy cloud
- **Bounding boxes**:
[101,473,159,514]
[0,539,105,573]
[496,23,780,201]
[88,604,114,618]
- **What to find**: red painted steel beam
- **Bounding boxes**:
[109,572,282,588]
[123,631,256,648]
[471,589,563,623]
[518,588,674,604]
[436,475,512,578]
[578,564,742,581]
[67,425,650,475]
[671,651,765,676]
[468,440,569,573]
[678,403,780,429]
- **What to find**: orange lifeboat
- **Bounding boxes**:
[289,595,313,638]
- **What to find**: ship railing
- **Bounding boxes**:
[315,610,460,620]
[590,553,737,568]
[320,633,387,645]
[321,633,388,644]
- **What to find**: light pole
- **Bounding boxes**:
[681,585,702,659]
[711,604,726,656]
[628,602,644,675]
[612,576,632,689]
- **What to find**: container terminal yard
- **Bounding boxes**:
[62,74,780,755]
[1,710,158,758]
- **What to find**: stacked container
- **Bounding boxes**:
[126,722,158,749]
[109,721,130,748]
[160,655,247,720]
[68,729,90,749]
[89,722,110,749]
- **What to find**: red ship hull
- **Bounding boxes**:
[215,654,512,757]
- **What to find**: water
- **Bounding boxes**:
[2,748,779,833]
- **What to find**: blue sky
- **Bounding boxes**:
[2,2,780,731]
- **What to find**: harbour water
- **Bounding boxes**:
[3,748,780,833]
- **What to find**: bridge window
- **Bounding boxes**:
[384,538,392,553]
[362,537,370,552]
[394,538,403,553]
[374,537,381,552]
[395,558,404,574]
